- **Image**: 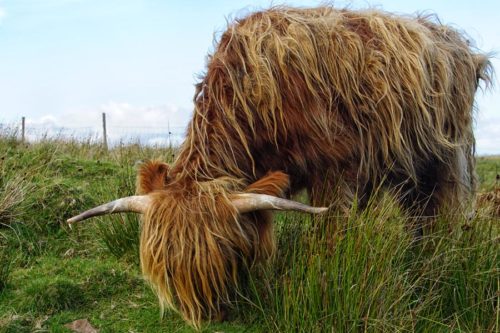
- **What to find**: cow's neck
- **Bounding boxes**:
[169,131,255,184]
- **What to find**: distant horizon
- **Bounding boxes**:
[3,118,500,158]
[0,0,498,153]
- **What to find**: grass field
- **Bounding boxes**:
[0,133,498,332]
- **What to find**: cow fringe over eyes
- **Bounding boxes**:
[139,179,261,326]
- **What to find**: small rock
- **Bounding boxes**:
[64,318,99,333]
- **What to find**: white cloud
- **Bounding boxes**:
[24,102,192,146]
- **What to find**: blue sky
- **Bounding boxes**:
[0,0,498,152]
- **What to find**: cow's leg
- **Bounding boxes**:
[398,149,474,239]
[423,148,475,219]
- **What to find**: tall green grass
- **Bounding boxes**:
[239,195,498,332]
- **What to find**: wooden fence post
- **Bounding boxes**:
[21,116,25,143]
[168,121,172,148]
[102,112,108,150]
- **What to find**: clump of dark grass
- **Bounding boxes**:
[96,215,141,262]
[22,278,86,313]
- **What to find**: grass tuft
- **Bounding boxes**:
[96,215,140,262]
[23,278,86,313]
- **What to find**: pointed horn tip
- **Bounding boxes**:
[65,195,151,225]
[67,217,78,224]
[67,214,87,224]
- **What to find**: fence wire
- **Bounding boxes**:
[0,122,187,147]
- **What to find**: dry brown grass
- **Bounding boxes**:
[477,187,500,217]
[0,176,34,225]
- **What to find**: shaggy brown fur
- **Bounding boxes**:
[137,6,491,327]
[139,167,288,324]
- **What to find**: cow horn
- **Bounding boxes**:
[231,193,329,214]
[67,195,152,224]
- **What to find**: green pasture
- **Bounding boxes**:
[0,134,498,332]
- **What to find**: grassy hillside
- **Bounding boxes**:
[0,134,498,332]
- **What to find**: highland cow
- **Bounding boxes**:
[68,6,491,328]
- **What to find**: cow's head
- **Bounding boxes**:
[68,161,327,327]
